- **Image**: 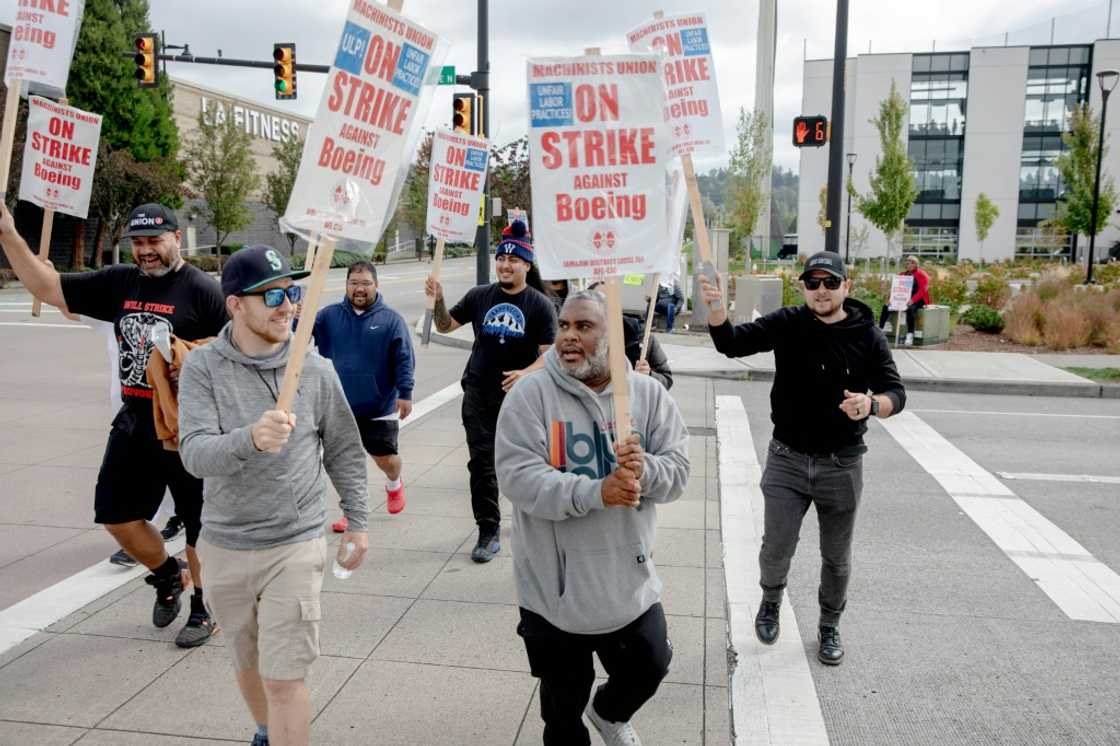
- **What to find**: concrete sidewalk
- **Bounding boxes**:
[429,324,1120,399]
[0,376,728,745]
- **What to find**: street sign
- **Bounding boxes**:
[439,65,456,85]
[793,115,828,147]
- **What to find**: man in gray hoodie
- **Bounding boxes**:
[178,246,369,746]
[495,290,690,746]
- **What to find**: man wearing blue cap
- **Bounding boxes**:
[424,220,557,563]
[179,245,369,746]
[0,201,225,648]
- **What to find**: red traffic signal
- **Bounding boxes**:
[134,33,158,88]
[793,115,828,147]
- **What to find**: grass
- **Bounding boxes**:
[1063,367,1120,383]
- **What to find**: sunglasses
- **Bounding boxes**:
[241,285,303,308]
[803,276,843,291]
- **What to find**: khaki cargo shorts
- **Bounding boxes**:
[198,536,327,681]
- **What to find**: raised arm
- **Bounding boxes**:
[0,202,66,309]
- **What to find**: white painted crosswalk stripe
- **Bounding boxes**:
[997,472,1120,485]
[715,395,829,745]
[881,411,1120,624]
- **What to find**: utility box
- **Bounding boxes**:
[882,304,950,346]
[620,274,656,316]
[732,275,783,324]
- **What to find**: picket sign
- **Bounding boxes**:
[30,95,69,318]
[638,272,659,362]
[276,0,406,413]
[420,236,445,346]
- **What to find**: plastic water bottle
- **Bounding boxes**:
[333,542,355,580]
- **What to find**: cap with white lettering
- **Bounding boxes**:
[798,251,847,281]
[123,203,179,238]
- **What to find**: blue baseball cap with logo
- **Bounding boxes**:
[221,245,310,298]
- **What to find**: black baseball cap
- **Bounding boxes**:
[799,251,847,281]
[221,245,310,297]
[123,203,179,238]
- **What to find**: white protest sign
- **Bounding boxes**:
[527,55,671,280]
[889,274,915,311]
[281,3,447,247]
[19,96,100,219]
[627,12,724,157]
[426,129,488,242]
[5,0,84,93]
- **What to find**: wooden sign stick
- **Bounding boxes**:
[32,95,68,318]
[639,272,659,362]
[0,80,23,203]
[420,237,445,346]
[276,230,334,412]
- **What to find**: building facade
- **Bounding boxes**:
[797,39,1120,262]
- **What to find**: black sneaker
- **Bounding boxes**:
[108,548,137,567]
[175,608,217,648]
[160,516,184,542]
[251,733,269,746]
[145,567,184,628]
[755,600,781,645]
[818,625,844,665]
[470,528,500,563]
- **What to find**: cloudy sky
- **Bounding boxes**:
[3,0,1107,173]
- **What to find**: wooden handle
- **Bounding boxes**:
[681,154,712,265]
[604,278,631,440]
[639,273,659,362]
[276,233,334,412]
[0,80,23,201]
[31,209,55,317]
[425,237,445,311]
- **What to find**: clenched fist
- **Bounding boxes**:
[251,410,296,453]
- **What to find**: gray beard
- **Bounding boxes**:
[141,264,172,278]
[562,337,609,382]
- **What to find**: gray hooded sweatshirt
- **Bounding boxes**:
[179,322,369,550]
[495,348,690,635]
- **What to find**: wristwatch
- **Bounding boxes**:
[866,397,880,419]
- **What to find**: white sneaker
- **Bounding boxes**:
[904,332,914,346]
[585,700,641,746]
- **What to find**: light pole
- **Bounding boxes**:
[1087,69,1119,284]
[845,152,857,264]
[824,0,850,254]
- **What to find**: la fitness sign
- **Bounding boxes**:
[199,96,303,144]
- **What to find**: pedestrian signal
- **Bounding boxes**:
[793,115,828,147]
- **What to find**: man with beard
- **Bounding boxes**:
[179,246,369,746]
[307,260,414,527]
[495,290,689,746]
[700,251,906,665]
[0,202,225,648]
[425,220,557,563]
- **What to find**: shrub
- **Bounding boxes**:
[289,249,370,271]
[929,273,968,312]
[969,274,1011,310]
[183,255,220,272]
[961,305,1005,334]
[1004,293,1045,346]
[1042,303,1092,350]
[1075,291,1120,347]
[1035,272,1073,301]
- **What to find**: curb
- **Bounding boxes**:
[424,326,1119,400]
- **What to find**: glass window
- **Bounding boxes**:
[1024,98,1045,127]
[1048,47,1070,66]
[909,103,929,131]
[943,204,960,219]
[1029,49,1049,66]
[1069,47,1090,65]
[952,54,969,71]
[930,55,950,72]
[1037,203,1056,220]
[907,204,922,220]
[912,55,931,72]
[1018,203,1036,220]
[926,139,946,161]
[923,204,942,219]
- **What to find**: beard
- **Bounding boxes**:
[349,292,373,308]
[561,336,609,382]
[246,312,291,345]
[138,253,174,278]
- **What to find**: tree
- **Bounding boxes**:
[397,130,434,237]
[974,192,999,263]
[817,185,829,233]
[855,80,918,260]
[727,107,770,249]
[263,135,305,252]
[183,110,260,257]
[1054,103,1118,241]
[488,136,531,234]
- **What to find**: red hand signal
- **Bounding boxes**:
[795,120,809,144]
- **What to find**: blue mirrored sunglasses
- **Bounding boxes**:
[241,285,302,308]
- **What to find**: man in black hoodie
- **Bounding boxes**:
[700,251,905,666]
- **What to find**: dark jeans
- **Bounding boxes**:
[462,387,501,531]
[879,298,926,335]
[654,299,679,331]
[517,604,672,746]
[759,439,864,626]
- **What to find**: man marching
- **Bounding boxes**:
[0,202,225,648]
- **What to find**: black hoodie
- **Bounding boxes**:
[709,298,906,455]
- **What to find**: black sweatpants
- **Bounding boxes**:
[462,387,501,531]
[879,298,926,335]
[517,604,673,746]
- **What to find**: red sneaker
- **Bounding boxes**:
[331,516,349,533]
[386,483,406,514]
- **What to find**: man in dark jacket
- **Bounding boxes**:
[309,261,414,528]
[700,251,906,666]
[653,279,684,333]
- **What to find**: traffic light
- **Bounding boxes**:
[274,43,296,100]
[792,115,828,147]
[452,92,475,135]
[133,33,158,88]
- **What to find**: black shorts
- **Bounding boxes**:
[93,425,203,546]
[356,418,399,457]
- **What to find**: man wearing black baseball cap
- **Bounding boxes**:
[699,251,906,666]
[0,201,227,648]
[179,245,368,746]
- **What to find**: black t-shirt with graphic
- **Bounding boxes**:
[450,283,557,401]
[61,263,227,436]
